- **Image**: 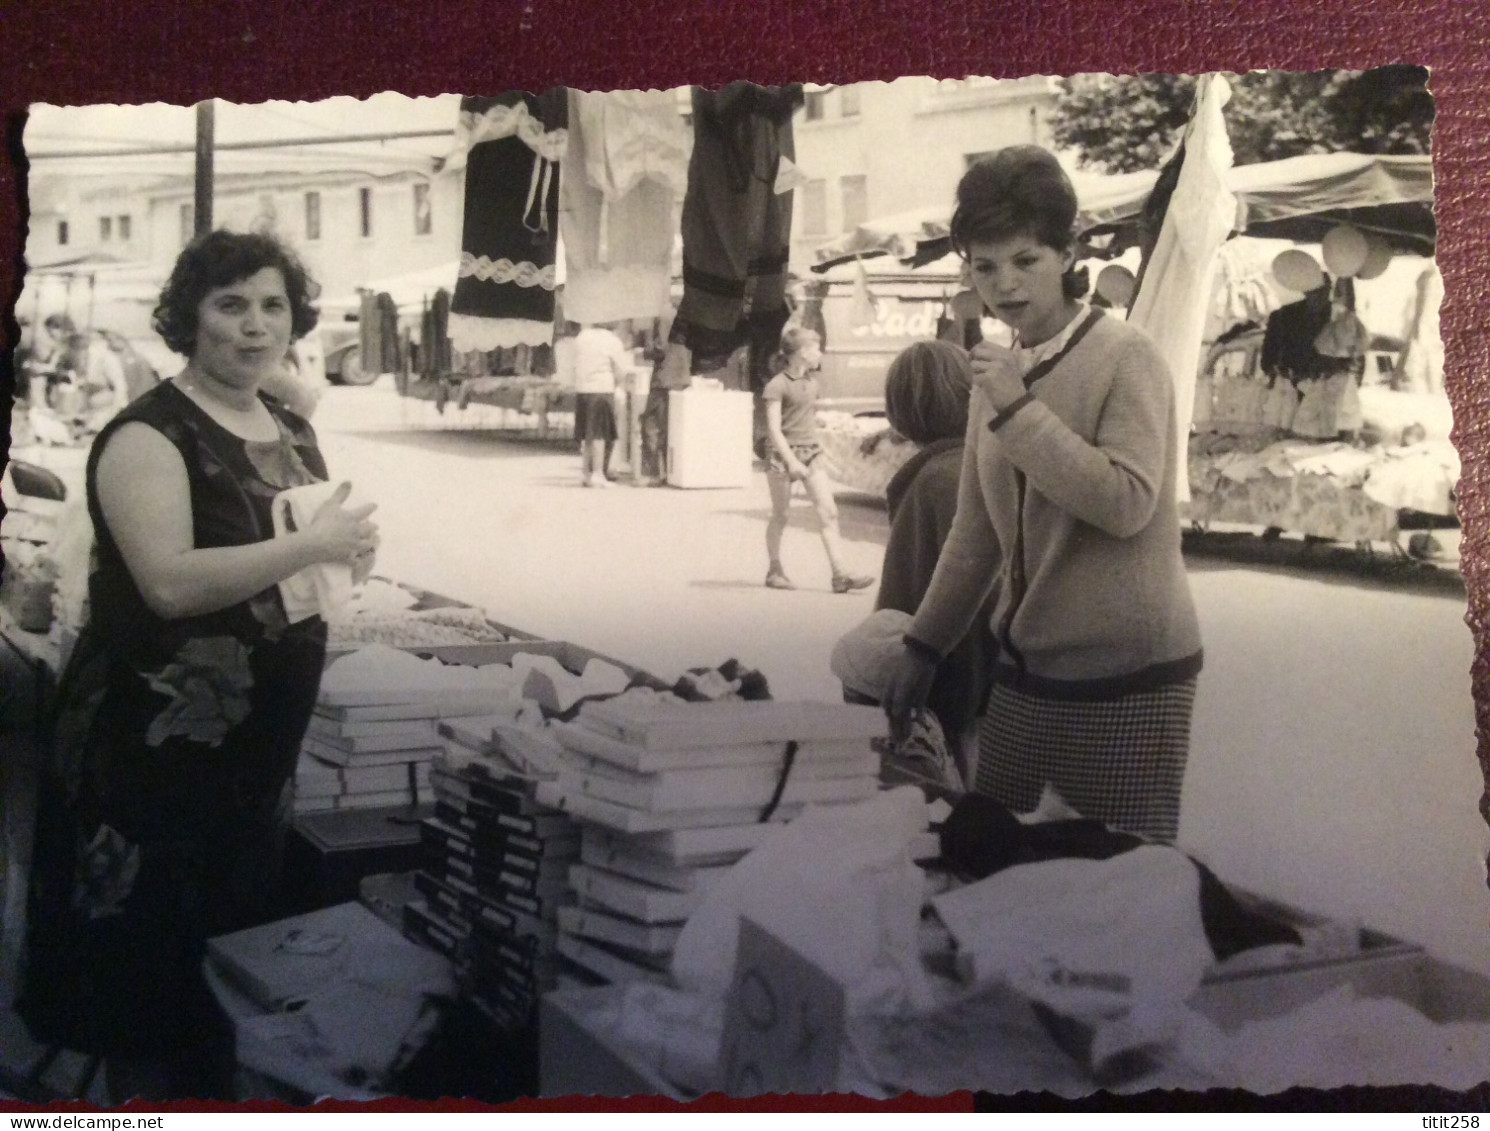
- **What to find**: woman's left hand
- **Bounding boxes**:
[970,342,1025,411]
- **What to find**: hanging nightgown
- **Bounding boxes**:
[562,89,690,326]
[449,90,568,353]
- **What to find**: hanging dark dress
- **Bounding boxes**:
[449,90,567,353]
[671,82,803,387]
[19,381,329,1058]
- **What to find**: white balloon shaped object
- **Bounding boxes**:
[1096,264,1137,307]
[1321,224,1369,277]
[1355,235,1393,281]
[1272,249,1325,294]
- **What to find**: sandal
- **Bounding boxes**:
[764,569,795,590]
[831,572,875,594]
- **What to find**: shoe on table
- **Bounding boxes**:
[831,572,875,594]
[765,569,795,590]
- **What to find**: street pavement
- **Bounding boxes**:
[313,379,1489,978]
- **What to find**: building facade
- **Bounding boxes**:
[787,76,1061,271]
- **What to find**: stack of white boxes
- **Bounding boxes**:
[536,698,887,984]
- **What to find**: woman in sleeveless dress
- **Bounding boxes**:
[19,231,380,1101]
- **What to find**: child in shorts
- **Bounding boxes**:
[761,326,874,594]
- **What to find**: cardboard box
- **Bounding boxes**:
[283,804,432,914]
[1190,892,1490,1031]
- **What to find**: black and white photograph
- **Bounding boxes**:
[0,64,1484,1106]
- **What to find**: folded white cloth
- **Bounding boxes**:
[831,608,914,701]
[272,481,371,624]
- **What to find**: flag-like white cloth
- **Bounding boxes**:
[1127,73,1239,504]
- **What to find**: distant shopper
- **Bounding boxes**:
[761,326,874,594]
[571,321,630,487]
[882,146,1203,842]
[639,306,685,485]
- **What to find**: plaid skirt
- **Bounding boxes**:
[974,677,1198,842]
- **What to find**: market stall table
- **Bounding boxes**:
[537,885,1490,1100]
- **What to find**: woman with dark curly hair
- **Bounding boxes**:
[19,230,379,1101]
[883,147,1203,842]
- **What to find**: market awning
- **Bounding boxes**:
[1080,152,1435,254]
[1217,153,1435,251]
[809,152,1435,272]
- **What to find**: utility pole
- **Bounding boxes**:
[194,98,215,236]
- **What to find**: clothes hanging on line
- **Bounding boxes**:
[671,83,802,386]
[377,292,401,374]
[562,89,690,325]
[450,90,568,353]
[420,288,453,379]
[358,291,382,375]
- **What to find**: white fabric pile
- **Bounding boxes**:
[273,481,374,623]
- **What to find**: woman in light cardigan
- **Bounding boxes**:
[883,147,1203,841]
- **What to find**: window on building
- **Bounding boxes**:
[305,191,321,240]
[57,220,69,246]
[99,216,112,241]
[838,85,861,117]
[359,187,373,238]
[804,91,826,121]
[801,179,827,236]
[118,215,131,241]
[413,182,432,236]
[180,203,194,246]
[840,175,868,233]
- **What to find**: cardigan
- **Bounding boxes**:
[907,314,1203,700]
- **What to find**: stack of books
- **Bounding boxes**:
[401,714,580,1034]
[537,698,887,985]
[294,643,526,814]
[294,711,441,813]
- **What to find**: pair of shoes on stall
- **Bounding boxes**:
[764,567,795,590]
[831,572,875,594]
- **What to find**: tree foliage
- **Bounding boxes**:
[1051,67,1433,173]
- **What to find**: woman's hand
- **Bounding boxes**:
[970,341,1026,411]
[882,644,939,745]
[351,547,378,586]
[304,481,379,568]
[787,460,812,482]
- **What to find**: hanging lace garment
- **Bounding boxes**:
[449,90,568,352]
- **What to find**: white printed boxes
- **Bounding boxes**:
[538,699,887,986]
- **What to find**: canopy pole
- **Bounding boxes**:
[194,99,215,237]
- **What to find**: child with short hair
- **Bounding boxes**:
[761,326,874,594]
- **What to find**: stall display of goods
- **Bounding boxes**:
[815,411,915,496]
[326,578,514,648]
[406,737,579,1037]
[294,644,531,813]
[1186,432,1459,543]
[533,698,887,986]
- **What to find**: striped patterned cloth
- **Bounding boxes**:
[974,678,1198,843]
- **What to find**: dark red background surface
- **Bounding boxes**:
[1,0,1487,1113]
